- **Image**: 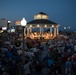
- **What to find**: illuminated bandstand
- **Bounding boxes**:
[26,12,60,39]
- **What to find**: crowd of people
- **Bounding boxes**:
[0,32,45,75]
[0,32,76,75]
[46,32,76,75]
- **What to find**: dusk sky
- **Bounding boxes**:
[0,0,76,31]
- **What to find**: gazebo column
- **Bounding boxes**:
[56,26,59,36]
[42,27,44,37]
[30,28,32,33]
[50,27,52,36]
[27,28,29,37]
[40,27,42,34]
[40,27,42,39]
[54,27,57,37]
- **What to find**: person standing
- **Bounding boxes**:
[65,58,72,75]
[72,52,76,75]
[24,60,31,75]
[72,62,76,75]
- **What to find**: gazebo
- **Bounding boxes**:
[25,12,60,39]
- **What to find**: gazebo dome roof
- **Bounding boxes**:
[27,19,57,24]
[27,12,60,28]
[34,12,49,20]
[37,12,48,15]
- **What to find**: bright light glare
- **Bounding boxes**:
[2,27,7,30]
[8,20,11,23]
[64,27,66,29]
[37,24,40,27]
[21,18,27,26]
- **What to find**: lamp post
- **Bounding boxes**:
[64,27,67,35]
[21,18,27,52]
[64,27,66,31]
[68,26,70,32]
[7,20,11,33]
